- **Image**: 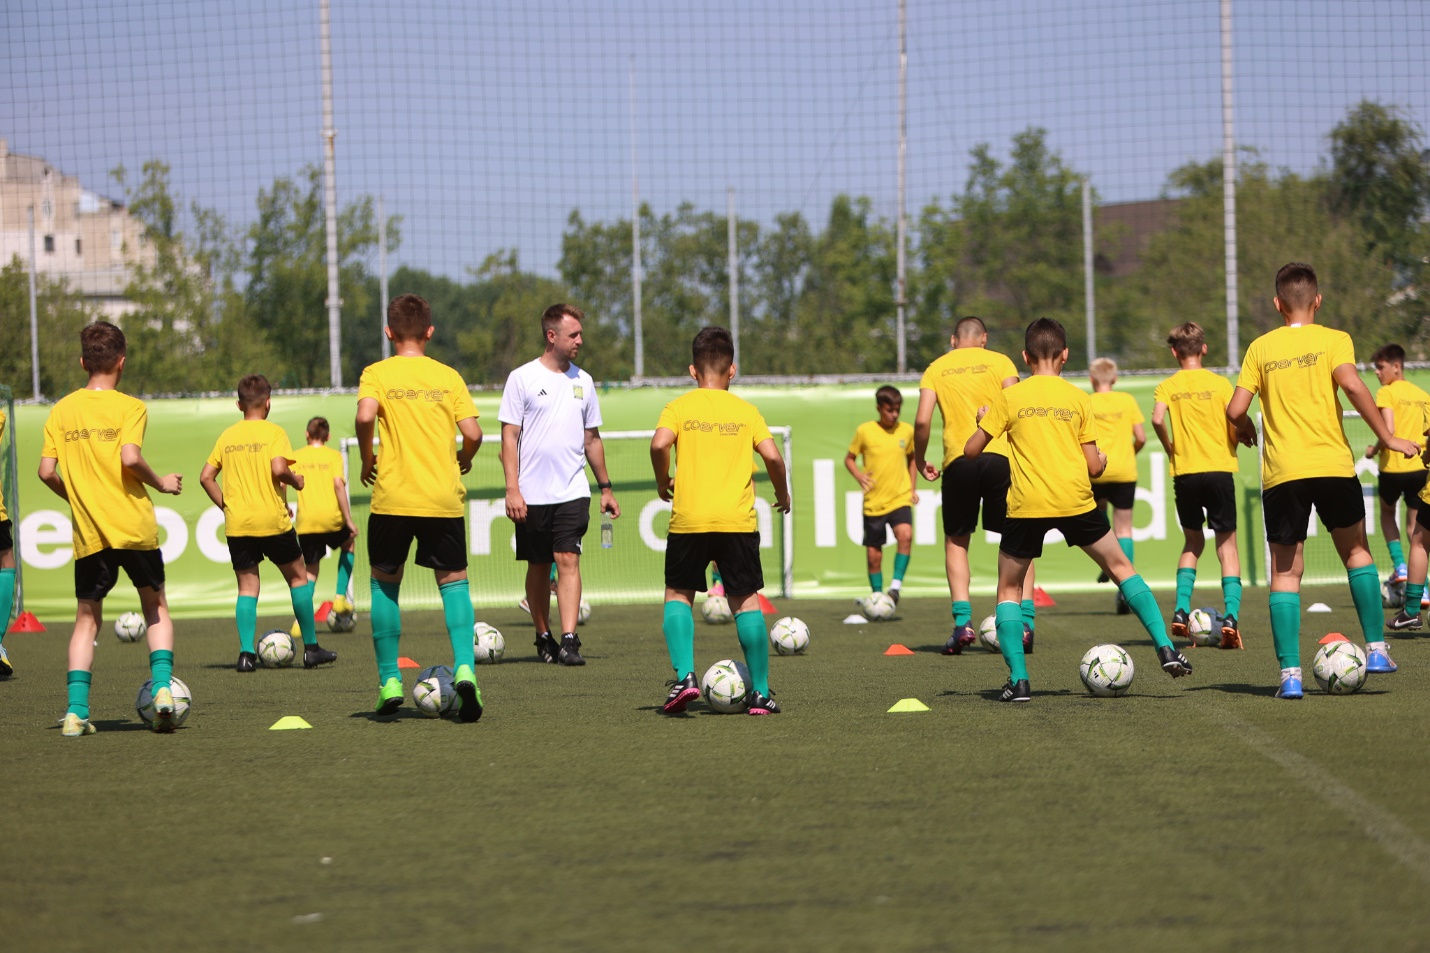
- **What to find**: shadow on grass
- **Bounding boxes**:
[51,718,153,733]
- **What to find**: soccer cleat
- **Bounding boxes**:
[1387,610,1424,632]
[888,588,901,605]
[1157,645,1193,678]
[1276,673,1304,699]
[661,673,701,714]
[1114,591,1130,615]
[0,643,11,678]
[518,597,531,615]
[1390,563,1409,585]
[1219,615,1243,650]
[302,643,338,669]
[942,624,975,655]
[453,664,483,723]
[1366,647,1398,673]
[999,679,1032,702]
[534,631,559,663]
[236,651,258,673]
[747,689,781,715]
[1095,570,1110,584]
[1170,608,1190,641]
[61,712,96,737]
[1022,624,1035,654]
[557,633,586,666]
[374,677,404,715]
[151,686,176,733]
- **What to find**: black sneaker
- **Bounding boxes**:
[557,633,586,666]
[999,678,1031,702]
[1095,570,1110,584]
[1022,624,1035,655]
[534,631,559,664]
[1387,610,1423,632]
[1170,608,1190,641]
[888,588,901,605]
[1115,591,1130,615]
[747,689,781,715]
[662,673,701,714]
[1157,645,1193,677]
[303,643,338,668]
[236,651,258,673]
[943,624,975,655]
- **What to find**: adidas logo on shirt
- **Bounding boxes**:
[537,389,547,397]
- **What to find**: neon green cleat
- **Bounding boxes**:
[374,677,404,716]
[152,686,176,733]
[61,712,96,737]
[453,664,483,723]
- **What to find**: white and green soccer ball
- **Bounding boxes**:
[978,614,1000,652]
[1382,579,1406,609]
[1079,643,1135,697]
[114,611,146,643]
[862,591,896,621]
[412,665,456,717]
[135,675,192,728]
[701,594,733,625]
[473,622,505,664]
[578,598,592,625]
[701,658,750,714]
[1188,607,1219,647]
[328,595,357,633]
[1312,640,1368,695]
[769,616,810,655]
[257,629,296,668]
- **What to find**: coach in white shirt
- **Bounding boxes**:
[499,304,620,666]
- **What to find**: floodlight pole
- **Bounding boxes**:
[1221,0,1239,366]
[379,195,390,360]
[320,0,343,388]
[629,59,644,380]
[1082,178,1096,366]
[728,187,740,369]
[27,205,40,400]
[894,0,908,374]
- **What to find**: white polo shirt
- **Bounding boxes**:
[498,358,603,505]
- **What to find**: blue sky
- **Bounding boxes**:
[4,0,1426,281]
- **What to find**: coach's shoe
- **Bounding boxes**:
[662,673,701,714]
[1115,591,1130,615]
[534,631,559,664]
[1170,608,1190,641]
[942,625,975,656]
[1022,624,1035,655]
[453,664,484,723]
[61,712,96,737]
[557,633,586,666]
[1157,645,1193,678]
[151,686,176,734]
[1387,610,1423,632]
[747,689,781,715]
[374,677,404,716]
[0,643,12,678]
[999,679,1032,702]
[1365,644,1399,673]
[1276,669,1304,699]
[1390,563,1409,585]
[303,643,339,669]
[1219,615,1244,650]
[236,651,259,673]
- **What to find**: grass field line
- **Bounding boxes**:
[1226,715,1430,884]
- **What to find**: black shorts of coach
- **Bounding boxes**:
[74,547,165,601]
[1173,472,1237,532]
[998,507,1110,560]
[299,528,354,565]
[227,530,304,572]
[1092,480,1136,511]
[515,498,591,564]
[665,531,763,595]
[1261,476,1366,546]
[367,514,467,574]
[941,454,1009,537]
[1377,470,1428,508]
[862,506,912,548]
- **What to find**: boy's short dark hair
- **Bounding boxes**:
[1024,317,1067,362]
[875,385,902,407]
[542,303,584,339]
[388,293,432,341]
[306,416,330,441]
[1371,343,1406,366]
[1166,321,1206,358]
[80,321,126,373]
[237,374,272,409]
[953,316,987,342]
[691,326,735,375]
[1275,262,1319,310]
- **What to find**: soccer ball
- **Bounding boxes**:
[473,622,505,664]
[578,599,592,625]
[257,629,296,668]
[701,659,750,714]
[769,616,810,655]
[862,591,897,621]
[978,615,1000,652]
[1382,580,1406,609]
[1312,640,1368,695]
[1079,643,1135,697]
[136,675,192,728]
[701,594,733,624]
[114,611,146,643]
[1188,607,1219,647]
[328,595,357,633]
[412,665,456,717]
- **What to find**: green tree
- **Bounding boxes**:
[1328,100,1430,271]
[0,257,96,397]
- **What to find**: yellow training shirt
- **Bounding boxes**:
[978,375,1096,519]
[1089,390,1144,485]
[848,420,915,516]
[1374,379,1430,475]
[40,389,159,558]
[657,389,774,534]
[919,346,1019,465]
[1236,324,1355,489]
[1152,368,1238,476]
[206,419,297,537]
[292,445,347,534]
[0,410,7,522]
[357,355,478,518]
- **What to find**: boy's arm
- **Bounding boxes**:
[121,443,182,495]
[1335,365,1418,457]
[334,475,358,536]
[501,422,526,520]
[1083,441,1108,479]
[37,457,68,502]
[584,427,620,518]
[912,388,940,481]
[457,416,482,475]
[755,437,791,513]
[907,454,920,504]
[1150,401,1174,456]
[844,452,873,492]
[1365,407,1394,458]
[1225,387,1258,446]
[199,462,224,509]
[650,427,676,502]
[1132,422,1147,454]
[963,427,990,458]
[272,456,303,491]
[355,397,379,486]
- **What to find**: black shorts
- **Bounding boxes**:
[1092,481,1136,511]
[1417,506,1430,533]
[368,513,467,574]
[862,506,912,548]
[1262,476,1366,545]
[1173,472,1238,532]
[941,454,1009,537]
[998,508,1110,560]
[0,519,11,553]
[1378,470,1428,507]
[74,548,165,601]
[515,498,591,563]
[299,528,354,564]
[227,530,303,572]
[665,532,764,595]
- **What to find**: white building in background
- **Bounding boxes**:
[0,137,155,320]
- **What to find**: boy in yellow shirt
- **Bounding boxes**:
[201,375,338,672]
[1227,263,1418,697]
[1365,343,1430,605]
[845,385,917,605]
[1088,357,1146,613]
[965,318,1191,701]
[0,408,14,676]
[1151,322,1244,648]
[356,293,484,720]
[652,326,791,715]
[292,416,358,620]
[38,321,184,736]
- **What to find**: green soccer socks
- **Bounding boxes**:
[735,609,770,696]
[440,579,476,670]
[1175,567,1196,614]
[995,600,1028,683]
[1347,564,1383,644]
[289,580,317,646]
[662,600,696,678]
[1269,591,1301,669]
[370,578,402,684]
[1221,575,1243,620]
[893,552,910,582]
[1021,598,1036,633]
[0,567,15,643]
[334,551,354,601]
[235,594,258,653]
[868,572,884,593]
[1118,574,1172,650]
[952,600,972,627]
[148,649,173,695]
[67,669,92,719]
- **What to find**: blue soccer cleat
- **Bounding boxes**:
[1276,673,1303,699]
[1365,647,1398,674]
